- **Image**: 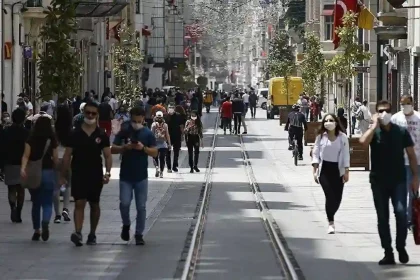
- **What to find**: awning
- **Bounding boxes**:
[321,9,334,16]
[75,1,128,18]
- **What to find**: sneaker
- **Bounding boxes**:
[298,156,303,161]
[41,222,49,241]
[10,208,17,223]
[159,171,163,178]
[135,234,145,246]
[194,166,200,172]
[327,225,335,234]
[71,232,83,247]
[224,131,226,135]
[288,146,293,151]
[172,167,178,172]
[155,168,159,177]
[62,209,71,222]
[378,252,396,265]
[242,131,247,135]
[121,225,130,241]
[86,234,97,245]
[167,169,172,173]
[398,248,409,264]
[54,215,61,224]
[190,168,194,173]
[32,232,41,241]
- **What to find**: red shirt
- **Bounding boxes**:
[221,101,233,118]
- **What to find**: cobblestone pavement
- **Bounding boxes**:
[245,109,420,280]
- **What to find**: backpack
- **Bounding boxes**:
[153,122,166,141]
[356,109,364,121]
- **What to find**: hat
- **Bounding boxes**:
[156,111,164,117]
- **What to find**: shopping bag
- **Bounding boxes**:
[412,194,420,245]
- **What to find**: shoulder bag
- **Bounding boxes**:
[22,139,51,189]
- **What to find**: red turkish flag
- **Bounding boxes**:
[333,0,358,49]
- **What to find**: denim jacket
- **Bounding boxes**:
[311,132,350,178]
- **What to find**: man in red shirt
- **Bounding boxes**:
[220,96,233,134]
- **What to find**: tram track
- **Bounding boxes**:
[173,111,304,280]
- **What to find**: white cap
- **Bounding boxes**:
[156,111,164,117]
[80,102,86,111]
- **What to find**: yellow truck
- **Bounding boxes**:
[267,77,303,121]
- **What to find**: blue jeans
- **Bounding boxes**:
[405,165,420,226]
[120,179,148,235]
[371,182,407,252]
[29,169,56,230]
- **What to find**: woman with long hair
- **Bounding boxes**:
[151,111,171,178]
[184,110,203,173]
[53,105,73,223]
[21,113,59,241]
[2,109,29,222]
[311,113,350,234]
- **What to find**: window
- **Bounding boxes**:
[324,15,334,41]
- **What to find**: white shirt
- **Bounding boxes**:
[391,110,420,165]
[322,138,341,162]
[109,98,118,111]
[26,101,33,111]
[242,93,249,103]
[357,105,371,121]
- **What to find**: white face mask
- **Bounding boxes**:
[379,111,392,125]
[324,121,336,131]
[132,122,143,130]
[168,108,175,114]
[191,116,197,120]
[186,102,191,107]
[402,104,413,115]
[84,118,96,125]
[3,117,10,122]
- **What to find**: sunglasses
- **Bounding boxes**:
[378,109,391,113]
[85,111,97,116]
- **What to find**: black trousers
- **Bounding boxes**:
[288,126,303,156]
[250,104,256,117]
[233,113,242,133]
[154,148,167,172]
[222,117,232,132]
[166,141,181,169]
[186,135,200,168]
[319,161,344,222]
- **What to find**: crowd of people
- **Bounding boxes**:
[0,86,259,246]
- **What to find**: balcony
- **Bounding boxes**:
[23,0,47,19]
[374,0,407,40]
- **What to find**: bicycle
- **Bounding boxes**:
[292,137,299,166]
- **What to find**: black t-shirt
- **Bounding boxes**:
[1,101,7,113]
[165,113,184,141]
[98,103,113,121]
[67,127,110,179]
[2,124,29,165]
[27,136,58,169]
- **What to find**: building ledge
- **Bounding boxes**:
[374,26,407,40]
[23,7,47,19]
[377,11,407,26]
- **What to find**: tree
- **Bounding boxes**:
[266,31,295,78]
[38,0,82,101]
[112,24,144,102]
[325,11,372,133]
[300,32,324,95]
[284,0,305,39]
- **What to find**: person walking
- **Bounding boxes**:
[112,107,158,245]
[231,93,244,135]
[2,109,29,223]
[248,91,258,118]
[356,100,371,134]
[312,114,349,234]
[151,111,171,178]
[98,97,114,137]
[360,100,419,265]
[184,111,203,173]
[60,101,113,246]
[165,104,184,172]
[220,96,233,134]
[21,112,59,241]
[391,95,420,230]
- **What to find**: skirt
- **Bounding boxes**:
[4,165,21,186]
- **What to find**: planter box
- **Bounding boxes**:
[349,137,370,170]
[304,122,321,145]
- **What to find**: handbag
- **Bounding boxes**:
[22,139,51,189]
[412,193,420,245]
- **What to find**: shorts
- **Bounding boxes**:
[71,177,103,203]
